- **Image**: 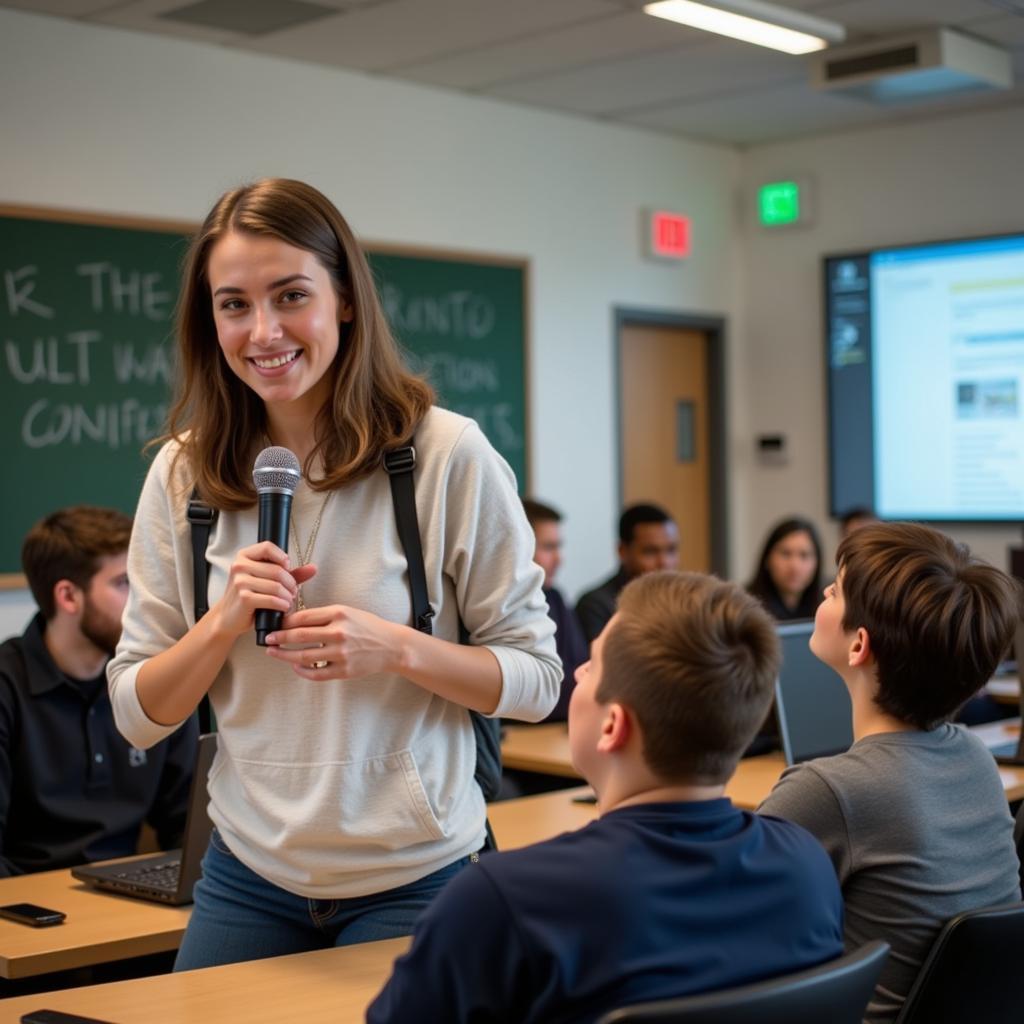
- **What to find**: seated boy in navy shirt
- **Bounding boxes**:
[368,571,844,1024]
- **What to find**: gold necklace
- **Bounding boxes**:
[290,490,332,610]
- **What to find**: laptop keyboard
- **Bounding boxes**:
[115,859,181,891]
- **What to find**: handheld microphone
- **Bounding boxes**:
[252,445,301,646]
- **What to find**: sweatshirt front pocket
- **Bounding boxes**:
[218,748,446,855]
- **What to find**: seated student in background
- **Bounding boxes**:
[368,572,844,1024]
[759,522,1022,1024]
[575,503,678,642]
[747,516,823,621]
[522,498,587,721]
[838,506,877,540]
[0,506,198,876]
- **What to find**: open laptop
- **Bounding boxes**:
[774,621,854,766]
[72,732,217,905]
[978,620,1024,765]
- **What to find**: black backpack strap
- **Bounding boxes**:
[384,445,501,850]
[383,447,435,635]
[186,489,218,735]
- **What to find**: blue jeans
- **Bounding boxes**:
[174,828,472,971]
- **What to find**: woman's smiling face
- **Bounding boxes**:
[207,230,353,416]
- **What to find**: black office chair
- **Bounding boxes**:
[1015,801,1024,892]
[894,901,1024,1024]
[597,941,888,1024]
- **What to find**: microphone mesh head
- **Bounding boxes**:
[252,446,301,494]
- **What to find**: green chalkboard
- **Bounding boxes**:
[0,208,528,580]
[369,249,528,490]
[0,209,189,582]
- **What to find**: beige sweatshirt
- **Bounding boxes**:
[108,408,560,898]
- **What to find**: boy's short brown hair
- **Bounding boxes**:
[837,522,1023,730]
[21,506,133,620]
[597,571,779,784]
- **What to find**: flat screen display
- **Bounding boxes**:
[826,233,1024,522]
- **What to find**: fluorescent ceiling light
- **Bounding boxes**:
[644,0,846,55]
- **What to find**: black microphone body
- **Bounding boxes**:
[252,446,302,646]
[254,490,293,646]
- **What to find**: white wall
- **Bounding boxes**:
[0,7,741,633]
[737,104,1024,579]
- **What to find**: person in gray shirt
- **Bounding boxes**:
[759,521,1023,1024]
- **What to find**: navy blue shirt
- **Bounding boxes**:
[575,568,630,644]
[367,800,844,1024]
[0,614,198,876]
[541,587,588,722]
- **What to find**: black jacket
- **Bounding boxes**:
[0,614,198,875]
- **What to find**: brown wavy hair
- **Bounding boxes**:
[837,522,1023,730]
[162,178,434,508]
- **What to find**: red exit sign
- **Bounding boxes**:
[648,210,691,260]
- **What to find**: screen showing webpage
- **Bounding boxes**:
[872,236,1024,519]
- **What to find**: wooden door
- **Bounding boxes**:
[619,324,712,572]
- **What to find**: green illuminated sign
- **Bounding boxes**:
[759,181,801,226]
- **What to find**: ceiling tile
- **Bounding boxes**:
[870,79,1024,128]
[810,0,1007,37]
[88,0,396,45]
[966,13,1024,46]
[621,78,886,143]
[90,0,273,43]
[396,10,695,90]
[1,0,1016,148]
[159,0,337,36]
[0,0,117,13]
[487,37,803,116]
[240,0,619,73]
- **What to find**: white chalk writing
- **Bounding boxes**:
[4,332,100,385]
[76,262,170,320]
[21,398,166,450]
[112,342,172,384]
[419,352,499,393]
[379,285,496,340]
[3,266,55,319]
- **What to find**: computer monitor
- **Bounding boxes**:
[774,621,853,766]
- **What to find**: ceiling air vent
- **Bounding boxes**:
[810,28,1012,103]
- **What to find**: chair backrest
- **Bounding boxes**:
[895,901,1024,1024]
[1015,802,1024,892]
[597,941,889,1024]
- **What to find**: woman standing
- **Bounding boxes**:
[108,179,559,968]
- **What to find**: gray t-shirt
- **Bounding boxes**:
[759,725,1021,1023]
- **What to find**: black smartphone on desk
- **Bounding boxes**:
[0,902,66,927]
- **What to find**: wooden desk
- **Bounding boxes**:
[6,724,1021,991]
[0,866,190,981]
[0,785,644,984]
[985,675,1020,707]
[490,786,598,849]
[0,936,408,1024]
[0,787,604,984]
[501,722,577,777]
[501,722,1024,806]
[501,724,785,810]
